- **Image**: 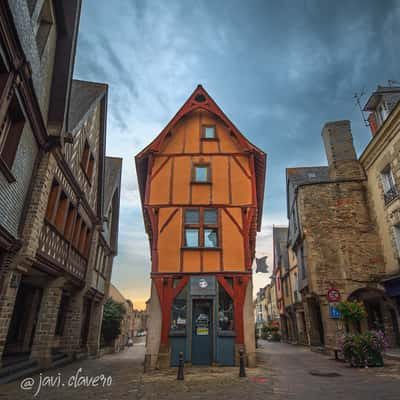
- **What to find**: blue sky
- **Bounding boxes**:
[74,0,400,308]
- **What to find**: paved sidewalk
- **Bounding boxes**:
[1,339,400,399]
[257,340,400,400]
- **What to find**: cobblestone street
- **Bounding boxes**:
[2,340,400,400]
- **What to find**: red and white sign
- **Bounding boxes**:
[327,288,341,303]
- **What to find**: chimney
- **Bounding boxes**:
[321,120,365,181]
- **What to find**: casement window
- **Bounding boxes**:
[0,93,26,182]
[393,225,400,257]
[381,165,397,204]
[192,164,210,183]
[81,140,95,183]
[183,208,219,248]
[46,179,60,221]
[54,191,68,233]
[64,204,76,240]
[202,125,216,139]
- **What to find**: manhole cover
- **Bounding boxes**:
[309,370,341,377]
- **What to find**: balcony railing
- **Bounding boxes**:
[384,187,398,205]
[38,221,87,281]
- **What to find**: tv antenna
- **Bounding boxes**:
[353,89,369,127]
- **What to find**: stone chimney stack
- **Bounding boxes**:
[321,120,365,180]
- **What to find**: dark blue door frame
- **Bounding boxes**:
[191,299,213,365]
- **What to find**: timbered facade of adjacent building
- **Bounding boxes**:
[0,1,122,374]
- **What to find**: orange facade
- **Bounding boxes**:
[137,87,266,275]
[136,86,266,365]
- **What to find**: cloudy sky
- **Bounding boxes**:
[74,0,400,309]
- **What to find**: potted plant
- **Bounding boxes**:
[336,300,388,367]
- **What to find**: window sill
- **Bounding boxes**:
[384,193,400,207]
[190,181,212,185]
[181,247,221,251]
[200,137,219,142]
[0,157,16,183]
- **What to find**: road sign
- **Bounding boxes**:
[329,304,341,319]
[327,288,341,303]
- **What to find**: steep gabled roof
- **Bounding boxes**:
[67,79,108,220]
[68,80,108,133]
[272,226,288,273]
[135,84,267,230]
[103,156,122,255]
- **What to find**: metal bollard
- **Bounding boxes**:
[239,349,246,377]
[177,352,184,380]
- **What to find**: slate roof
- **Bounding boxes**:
[273,226,289,273]
[103,156,122,253]
[104,157,122,211]
[68,79,108,133]
[286,166,330,218]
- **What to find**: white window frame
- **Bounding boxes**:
[393,224,400,257]
[380,165,396,194]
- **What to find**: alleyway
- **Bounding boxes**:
[2,340,400,400]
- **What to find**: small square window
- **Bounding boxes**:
[185,229,199,247]
[204,229,218,248]
[393,225,400,256]
[185,209,200,224]
[204,126,216,139]
[194,165,209,182]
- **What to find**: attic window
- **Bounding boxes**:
[81,140,95,184]
[202,125,216,139]
[195,94,206,103]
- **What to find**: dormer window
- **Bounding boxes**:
[377,101,389,125]
[0,76,26,182]
[81,140,95,183]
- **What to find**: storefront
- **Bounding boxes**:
[168,276,237,366]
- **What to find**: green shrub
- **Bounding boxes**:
[101,298,126,346]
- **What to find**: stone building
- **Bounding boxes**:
[360,85,400,345]
[136,85,266,369]
[286,120,399,350]
[254,286,268,336]
[108,284,134,351]
[0,0,122,376]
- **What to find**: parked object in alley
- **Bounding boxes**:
[177,352,184,380]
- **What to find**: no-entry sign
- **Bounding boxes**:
[327,288,341,303]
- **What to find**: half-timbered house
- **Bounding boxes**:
[0,0,122,378]
[136,85,266,369]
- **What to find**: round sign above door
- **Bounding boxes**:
[198,278,208,289]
